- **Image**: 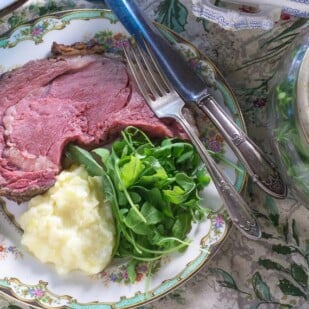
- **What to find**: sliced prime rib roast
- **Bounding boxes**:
[0,44,184,201]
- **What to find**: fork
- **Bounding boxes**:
[123,41,262,240]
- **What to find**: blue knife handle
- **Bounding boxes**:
[105,0,153,43]
[104,0,208,102]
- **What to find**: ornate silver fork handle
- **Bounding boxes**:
[172,109,262,239]
[197,96,287,199]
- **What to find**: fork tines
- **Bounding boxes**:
[123,40,171,101]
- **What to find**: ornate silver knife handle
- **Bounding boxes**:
[197,96,287,199]
[176,113,262,240]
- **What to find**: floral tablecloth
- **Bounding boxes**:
[0,1,308,308]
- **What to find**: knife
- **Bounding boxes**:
[105,0,287,199]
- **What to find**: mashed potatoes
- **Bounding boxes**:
[20,165,115,275]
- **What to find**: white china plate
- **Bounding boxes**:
[0,9,246,309]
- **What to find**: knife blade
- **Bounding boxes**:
[105,0,287,199]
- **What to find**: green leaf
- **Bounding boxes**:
[306,240,309,266]
[272,244,296,255]
[264,196,279,227]
[278,279,307,300]
[8,14,27,30]
[141,202,164,225]
[251,303,292,309]
[258,259,287,273]
[172,213,192,240]
[8,306,24,309]
[163,173,198,205]
[176,148,194,163]
[66,144,104,177]
[240,19,307,71]
[253,211,270,220]
[163,186,186,204]
[175,173,195,192]
[161,201,173,218]
[290,263,308,288]
[209,268,239,290]
[278,305,293,309]
[283,219,289,243]
[264,19,308,45]
[120,156,144,188]
[252,272,272,301]
[27,1,77,25]
[139,157,168,185]
[292,219,300,246]
[135,187,164,209]
[155,0,188,33]
[127,259,137,283]
[196,17,210,33]
[196,168,211,188]
[123,208,151,235]
[92,147,110,164]
[261,232,274,239]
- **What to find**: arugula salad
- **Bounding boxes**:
[67,126,211,281]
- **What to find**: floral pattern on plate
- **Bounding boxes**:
[0,279,73,308]
[0,244,23,260]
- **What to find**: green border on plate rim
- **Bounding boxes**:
[61,10,118,24]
